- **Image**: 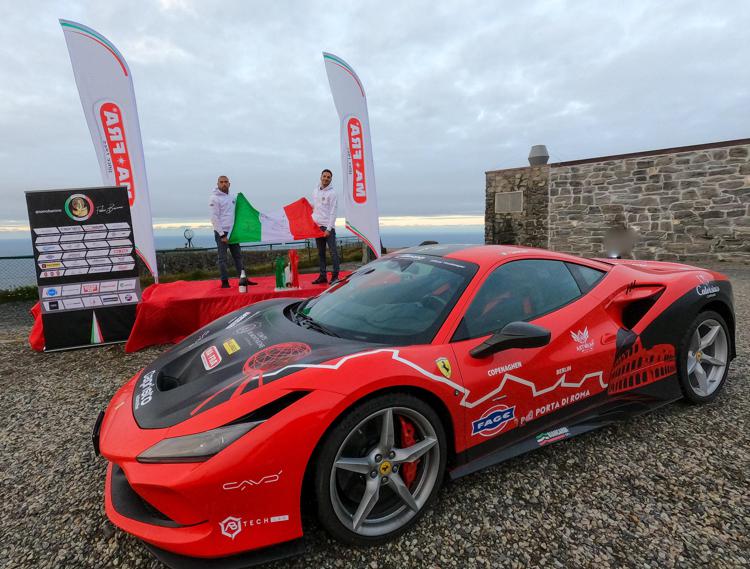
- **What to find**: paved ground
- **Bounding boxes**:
[0,265,747,568]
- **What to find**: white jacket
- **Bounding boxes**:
[208,188,236,235]
[312,184,338,231]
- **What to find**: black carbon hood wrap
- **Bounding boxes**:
[132,299,373,429]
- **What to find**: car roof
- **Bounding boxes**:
[395,244,611,271]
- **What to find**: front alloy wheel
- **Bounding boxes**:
[315,394,446,544]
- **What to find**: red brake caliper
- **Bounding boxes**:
[398,416,418,488]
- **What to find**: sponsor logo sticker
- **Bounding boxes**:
[99,102,136,206]
[135,370,156,409]
[219,513,290,539]
[81,283,99,294]
[471,405,516,437]
[201,346,222,370]
[42,287,60,298]
[223,338,241,355]
[695,274,720,297]
[226,311,253,329]
[64,193,94,222]
[570,327,594,352]
[222,471,282,491]
[220,516,243,540]
[536,427,570,446]
[346,116,367,204]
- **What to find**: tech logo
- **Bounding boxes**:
[471,405,516,437]
[219,516,243,540]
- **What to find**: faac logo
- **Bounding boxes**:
[471,405,516,437]
[201,346,222,370]
[346,117,366,204]
[99,102,135,206]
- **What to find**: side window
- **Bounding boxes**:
[566,262,606,293]
[453,259,582,341]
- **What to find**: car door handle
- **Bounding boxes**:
[600,332,617,345]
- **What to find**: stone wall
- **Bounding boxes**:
[484,165,549,248]
[486,138,750,262]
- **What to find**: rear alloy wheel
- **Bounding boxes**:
[678,310,730,403]
[315,394,446,545]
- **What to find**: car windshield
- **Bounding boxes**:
[296,254,478,345]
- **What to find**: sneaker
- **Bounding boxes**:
[311,276,328,285]
[220,280,230,289]
[329,277,341,285]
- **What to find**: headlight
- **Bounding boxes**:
[137,422,263,463]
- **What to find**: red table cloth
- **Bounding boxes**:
[28,273,346,353]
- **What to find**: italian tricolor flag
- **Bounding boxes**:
[229,194,325,244]
[91,312,104,344]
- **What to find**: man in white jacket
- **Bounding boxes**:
[311,169,340,285]
[209,175,255,288]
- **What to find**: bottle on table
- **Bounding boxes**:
[239,270,248,293]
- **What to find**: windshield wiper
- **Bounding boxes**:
[294,312,340,337]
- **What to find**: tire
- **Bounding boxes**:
[314,393,447,545]
[677,310,730,404]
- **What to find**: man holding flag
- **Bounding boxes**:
[311,169,340,285]
[209,175,256,288]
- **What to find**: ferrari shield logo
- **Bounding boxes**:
[436,357,452,379]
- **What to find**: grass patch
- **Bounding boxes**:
[0,286,38,304]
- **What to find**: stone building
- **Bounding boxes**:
[485,138,750,263]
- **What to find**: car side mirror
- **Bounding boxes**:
[469,321,551,359]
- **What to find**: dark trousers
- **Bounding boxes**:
[315,227,339,279]
[214,231,244,281]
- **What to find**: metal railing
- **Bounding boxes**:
[0,236,363,291]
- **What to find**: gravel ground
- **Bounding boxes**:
[1,266,748,569]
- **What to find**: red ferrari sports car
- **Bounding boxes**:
[94,244,735,567]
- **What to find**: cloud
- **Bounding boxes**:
[0,0,748,226]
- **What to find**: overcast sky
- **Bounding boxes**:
[0,0,748,229]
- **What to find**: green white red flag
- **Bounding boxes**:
[229,194,324,244]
